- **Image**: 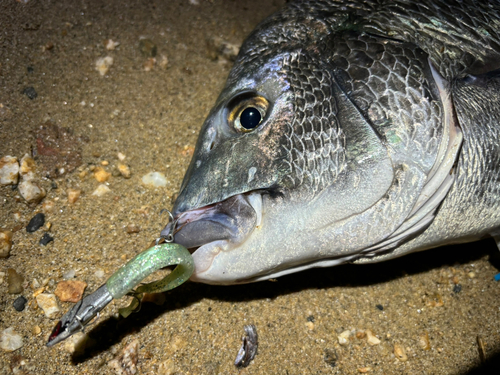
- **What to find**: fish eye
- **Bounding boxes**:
[227,94,269,133]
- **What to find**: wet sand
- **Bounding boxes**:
[1,1,499,374]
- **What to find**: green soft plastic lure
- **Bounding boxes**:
[47,241,194,346]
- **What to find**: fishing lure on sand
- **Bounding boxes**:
[46,214,194,347]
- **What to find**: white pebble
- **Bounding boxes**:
[366,329,381,346]
[338,330,351,346]
[95,56,113,76]
[0,327,24,352]
[36,293,61,319]
[94,269,105,279]
[63,269,76,280]
[0,155,19,185]
[19,154,36,181]
[18,180,46,203]
[92,184,111,196]
[117,152,126,161]
[142,172,167,187]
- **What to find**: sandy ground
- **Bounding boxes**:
[1,1,500,374]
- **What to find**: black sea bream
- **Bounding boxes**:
[162,0,500,284]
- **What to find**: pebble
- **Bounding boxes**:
[108,339,139,375]
[54,280,87,302]
[39,233,54,246]
[19,154,36,181]
[67,188,82,203]
[42,200,55,212]
[419,332,431,351]
[139,38,157,57]
[117,152,126,161]
[63,269,76,280]
[358,367,372,373]
[23,86,37,99]
[92,184,111,196]
[18,180,46,203]
[0,230,13,258]
[96,56,114,76]
[62,332,89,355]
[394,343,408,361]
[143,57,156,71]
[36,293,61,319]
[142,171,167,187]
[323,348,338,368]
[105,39,120,50]
[0,327,24,352]
[32,325,41,335]
[0,155,19,185]
[94,269,105,279]
[366,329,381,346]
[126,224,141,234]
[7,268,24,294]
[206,36,240,62]
[338,330,351,346]
[27,213,45,232]
[13,296,28,311]
[94,167,111,182]
[118,163,131,178]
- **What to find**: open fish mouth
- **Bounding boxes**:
[160,192,262,280]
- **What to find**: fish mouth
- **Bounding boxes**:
[160,192,262,280]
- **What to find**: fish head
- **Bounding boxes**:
[165,30,462,284]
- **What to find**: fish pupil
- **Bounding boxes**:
[240,107,261,129]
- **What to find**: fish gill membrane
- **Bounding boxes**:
[161,0,500,285]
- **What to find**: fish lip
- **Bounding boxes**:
[166,192,263,278]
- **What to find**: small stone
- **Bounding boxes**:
[105,39,120,50]
[356,331,366,339]
[54,280,87,302]
[18,180,46,203]
[7,268,24,294]
[13,296,28,311]
[32,325,41,335]
[142,171,167,187]
[0,230,13,258]
[0,327,24,352]
[19,154,36,181]
[117,152,126,161]
[139,39,157,57]
[23,86,37,99]
[323,348,337,368]
[101,160,109,166]
[453,284,462,293]
[366,329,381,346]
[159,54,169,69]
[305,321,314,330]
[35,293,61,319]
[375,304,383,311]
[206,36,240,62]
[394,343,408,361]
[419,331,431,351]
[39,233,54,246]
[42,200,55,212]
[143,57,156,71]
[468,272,476,279]
[26,213,45,233]
[338,330,351,346]
[96,56,113,76]
[92,184,111,196]
[62,331,89,355]
[67,188,82,203]
[63,269,76,280]
[126,224,140,234]
[0,271,6,284]
[118,163,131,178]
[94,167,111,182]
[0,156,19,185]
[94,269,105,279]
[358,367,372,373]
[108,339,139,375]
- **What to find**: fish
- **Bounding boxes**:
[162,0,500,285]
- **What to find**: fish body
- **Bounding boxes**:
[164,0,500,284]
